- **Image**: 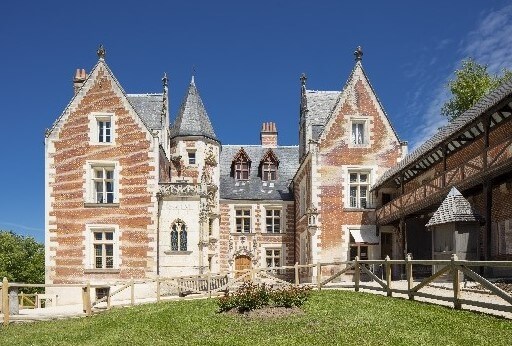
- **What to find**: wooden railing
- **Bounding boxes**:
[2,259,512,326]
[376,136,512,225]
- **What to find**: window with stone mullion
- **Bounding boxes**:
[266,209,281,233]
[235,161,249,180]
[235,209,251,233]
[349,172,369,208]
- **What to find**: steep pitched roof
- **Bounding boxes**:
[170,78,218,142]
[374,78,512,190]
[425,187,483,227]
[220,145,299,201]
[317,60,400,142]
[127,93,164,130]
[45,57,160,139]
[304,90,339,141]
[303,60,400,143]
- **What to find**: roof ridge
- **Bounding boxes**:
[127,93,163,97]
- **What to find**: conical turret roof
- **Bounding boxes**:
[425,187,483,227]
[171,77,218,142]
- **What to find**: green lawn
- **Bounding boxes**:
[1,290,511,345]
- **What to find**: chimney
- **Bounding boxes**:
[260,122,278,148]
[73,68,87,95]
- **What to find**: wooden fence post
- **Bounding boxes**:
[316,262,322,290]
[294,262,299,286]
[156,276,161,303]
[130,278,135,306]
[406,254,414,300]
[354,256,360,292]
[207,271,212,298]
[2,277,9,326]
[83,281,92,317]
[385,255,392,297]
[452,254,461,310]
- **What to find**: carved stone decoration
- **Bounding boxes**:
[199,202,209,222]
[97,44,106,59]
[159,183,201,197]
[204,146,217,166]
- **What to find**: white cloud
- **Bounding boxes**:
[0,221,43,232]
[408,4,512,150]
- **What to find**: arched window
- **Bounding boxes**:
[171,220,187,251]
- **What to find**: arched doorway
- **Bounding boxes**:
[234,255,252,278]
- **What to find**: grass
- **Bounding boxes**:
[1,290,511,345]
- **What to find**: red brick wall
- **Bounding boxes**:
[316,77,402,260]
[48,66,156,283]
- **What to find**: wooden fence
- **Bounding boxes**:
[2,256,512,326]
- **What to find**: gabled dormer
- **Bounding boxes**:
[231,148,251,180]
[259,149,279,181]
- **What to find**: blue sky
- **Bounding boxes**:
[1,1,511,242]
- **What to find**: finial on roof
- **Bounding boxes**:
[300,73,307,87]
[162,72,168,88]
[354,46,363,61]
[191,65,196,85]
[97,44,106,60]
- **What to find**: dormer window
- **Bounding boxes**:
[235,161,250,180]
[231,148,251,180]
[262,162,276,181]
[259,149,279,181]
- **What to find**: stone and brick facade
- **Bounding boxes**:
[45,46,512,303]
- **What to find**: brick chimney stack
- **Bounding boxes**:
[73,68,87,95]
[260,122,278,148]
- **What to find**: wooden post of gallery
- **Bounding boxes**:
[2,277,9,326]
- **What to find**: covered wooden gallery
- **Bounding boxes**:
[373,79,512,276]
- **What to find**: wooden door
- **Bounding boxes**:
[381,232,393,259]
[234,255,251,278]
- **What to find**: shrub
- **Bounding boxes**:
[217,283,311,313]
[271,286,312,308]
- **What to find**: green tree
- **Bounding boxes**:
[441,58,512,120]
[0,231,44,285]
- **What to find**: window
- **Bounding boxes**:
[351,120,367,145]
[231,148,251,180]
[93,229,115,269]
[188,151,196,165]
[262,162,277,181]
[497,220,512,255]
[98,120,112,143]
[235,208,251,233]
[90,113,114,144]
[348,172,370,208]
[171,220,187,251]
[235,161,249,180]
[266,249,281,268]
[266,209,281,233]
[299,183,307,215]
[92,166,116,204]
[349,233,368,260]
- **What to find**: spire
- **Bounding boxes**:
[97,44,106,60]
[171,79,218,143]
[161,72,169,127]
[354,46,363,61]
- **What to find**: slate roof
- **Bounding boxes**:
[425,187,483,227]
[171,79,218,142]
[127,94,164,130]
[220,145,299,201]
[374,79,512,189]
[305,90,339,140]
